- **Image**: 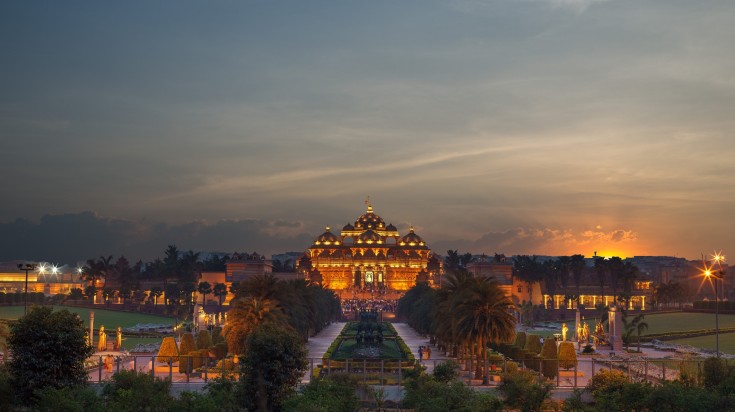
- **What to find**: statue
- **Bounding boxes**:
[593,320,606,345]
[115,326,122,351]
[583,322,590,342]
[98,325,107,352]
[561,323,568,341]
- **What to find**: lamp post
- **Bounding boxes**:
[703,251,726,358]
[17,263,37,315]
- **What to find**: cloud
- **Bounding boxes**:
[432,226,638,256]
[0,212,314,264]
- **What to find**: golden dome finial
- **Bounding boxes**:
[364,196,373,213]
[325,226,331,231]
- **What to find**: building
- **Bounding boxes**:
[0,261,85,296]
[466,254,541,305]
[297,203,442,294]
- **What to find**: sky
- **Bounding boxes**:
[2,0,735,264]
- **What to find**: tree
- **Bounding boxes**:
[179,333,197,373]
[569,254,586,305]
[157,337,179,365]
[213,283,228,312]
[150,286,163,305]
[181,282,197,318]
[102,287,115,304]
[68,288,84,301]
[101,370,173,411]
[512,255,542,304]
[224,297,288,355]
[165,283,180,307]
[85,285,97,303]
[593,257,608,304]
[540,339,558,379]
[454,278,516,384]
[198,281,213,307]
[558,342,577,370]
[239,325,308,412]
[8,307,94,403]
[498,370,553,412]
[623,312,648,351]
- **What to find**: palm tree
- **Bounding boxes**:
[622,312,648,351]
[181,282,196,319]
[454,278,516,384]
[542,260,560,308]
[593,257,608,306]
[223,297,289,355]
[235,273,280,300]
[608,257,624,304]
[102,288,115,304]
[82,255,114,293]
[636,317,649,352]
[512,255,541,304]
[569,254,585,305]
[197,281,213,307]
[150,287,163,305]
[213,283,228,312]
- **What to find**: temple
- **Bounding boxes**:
[297,203,442,294]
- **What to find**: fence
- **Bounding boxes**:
[85,355,706,388]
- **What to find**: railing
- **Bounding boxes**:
[84,355,707,388]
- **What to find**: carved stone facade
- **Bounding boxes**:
[297,204,442,292]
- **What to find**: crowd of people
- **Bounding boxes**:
[341,298,397,313]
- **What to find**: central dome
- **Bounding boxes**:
[354,204,385,230]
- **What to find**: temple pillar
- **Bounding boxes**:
[608,306,623,352]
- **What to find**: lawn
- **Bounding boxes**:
[637,312,735,335]
[331,339,405,360]
[670,333,735,354]
[531,312,735,337]
[0,305,174,329]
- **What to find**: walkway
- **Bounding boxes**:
[301,321,346,382]
[392,322,449,373]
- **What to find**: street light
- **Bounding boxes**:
[17,263,38,315]
[703,252,726,358]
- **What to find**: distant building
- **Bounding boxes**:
[0,261,84,296]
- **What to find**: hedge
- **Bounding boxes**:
[540,340,558,379]
[524,334,543,354]
[514,332,527,349]
[558,342,577,370]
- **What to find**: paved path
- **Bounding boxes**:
[305,322,346,359]
[392,322,449,373]
[301,322,346,382]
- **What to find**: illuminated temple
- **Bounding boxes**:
[297,203,442,292]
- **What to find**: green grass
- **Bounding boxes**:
[534,312,735,338]
[669,333,735,354]
[119,336,164,350]
[637,312,735,335]
[331,339,404,360]
[0,305,174,329]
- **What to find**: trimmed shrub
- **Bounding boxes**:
[199,348,211,367]
[524,334,543,354]
[211,326,224,345]
[178,333,197,373]
[524,354,542,372]
[212,342,227,360]
[540,340,558,379]
[433,360,461,382]
[514,332,527,349]
[558,342,577,370]
[189,350,203,370]
[157,337,179,365]
[196,330,212,349]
